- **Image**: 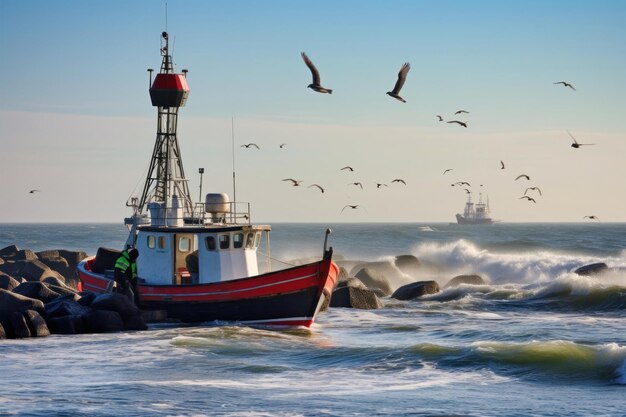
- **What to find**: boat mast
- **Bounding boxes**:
[125,31,192,247]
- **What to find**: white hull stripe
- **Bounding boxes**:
[142,272,319,298]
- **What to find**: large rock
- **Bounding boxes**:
[10,312,32,338]
[91,293,140,322]
[329,278,383,309]
[0,246,37,261]
[77,291,98,306]
[354,266,395,296]
[0,273,20,291]
[444,274,486,288]
[394,255,421,273]
[83,309,124,333]
[14,259,64,282]
[392,280,440,301]
[44,294,89,319]
[574,263,608,276]
[46,283,79,297]
[0,245,20,259]
[48,315,86,335]
[0,289,45,321]
[39,258,70,282]
[39,250,86,289]
[13,281,61,303]
[24,310,50,337]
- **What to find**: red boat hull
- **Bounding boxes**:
[78,252,339,328]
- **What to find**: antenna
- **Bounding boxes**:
[165,2,168,32]
[232,117,237,208]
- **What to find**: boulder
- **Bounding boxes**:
[24,310,50,337]
[83,309,124,333]
[0,261,22,277]
[354,266,395,296]
[574,263,608,276]
[444,274,486,288]
[0,273,20,291]
[15,259,65,282]
[330,278,383,309]
[392,280,440,301]
[39,258,70,282]
[123,314,148,331]
[13,281,61,303]
[90,293,140,322]
[48,315,86,335]
[77,291,98,306]
[44,294,88,319]
[57,250,88,269]
[394,255,421,273]
[11,249,38,262]
[0,245,20,259]
[43,276,67,288]
[91,247,121,274]
[46,283,78,297]
[10,312,32,338]
[0,290,45,321]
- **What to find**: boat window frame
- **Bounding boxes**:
[233,232,244,249]
[245,232,254,249]
[219,234,230,250]
[205,236,216,251]
[178,236,191,253]
[158,236,167,249]
[147,235,156,249]
[254,232,261,248]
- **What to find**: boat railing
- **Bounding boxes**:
[189,201,252,225]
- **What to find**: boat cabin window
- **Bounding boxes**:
[219,234,230,250]
[233,233,244,249]
[205,236,216,251]
[245,233,254,249]
[254,232,261,248]
[158,236,167,249]
[147,235,156,249]
[178,237,191,253]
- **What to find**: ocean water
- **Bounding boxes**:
[1,222,625,416]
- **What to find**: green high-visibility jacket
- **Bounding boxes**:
[114,251,137,283]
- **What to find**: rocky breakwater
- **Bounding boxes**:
[0,245,147,339]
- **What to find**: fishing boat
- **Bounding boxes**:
[455,193,498,225]
[78,32,339,327]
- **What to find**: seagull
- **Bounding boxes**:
[447,120,467,128]
[500,160,505,170]
[301,52,332,94]
[282,178,302,186]
[463,188,471,194]
[455,110,470,115]
[443,169,453,175]
[567,131,595,149]
[515,174,530,181]
[341,205,359,213]
[386,62,410,103]
[554,81,576,91]
[525,187,542,196]
[348,182,364,189]
[376,183,388,189]
[279,143,287,149]
[308,184,325,193]
[583,215,600,221]
[456,181,471,187]
[519,196,536,203]
[392,179,407,185]
[241,143,260,149]
[436,115,444,122]
[29,189,40,194]
[340,166,354,172]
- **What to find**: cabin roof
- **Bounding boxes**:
[137,224,271,233]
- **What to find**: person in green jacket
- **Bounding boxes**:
[114,248,139,303]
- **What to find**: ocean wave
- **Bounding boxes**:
[410,340,626,384]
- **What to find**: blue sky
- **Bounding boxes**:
[1,0,625,222]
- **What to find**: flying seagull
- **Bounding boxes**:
[308,184,325,193]
[525,187,543,196]
[386,62,411,103]
[436,115,444,122]
[583,215,600,221]
[29,189,40,194]
[341,205,359,213]
[301,52,332,94]
[442,169,453,175]
[392,179,407,185]
[519,196,536,203]
[348,182,364,189]
[279,143,287,149]
[282,178,303,186]
[500,160,505,170]
[554,81,576,91]
[463,188,471,194]
[455,181,471,187]
[567,131,595,149]
[340,166,354,172]
[447,120,467,128]
[376,183,388,189]
[241,143,260,149]
[515,174,530,181]
[455,110,470,115]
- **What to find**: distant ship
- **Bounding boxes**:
[455,193,498,225]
